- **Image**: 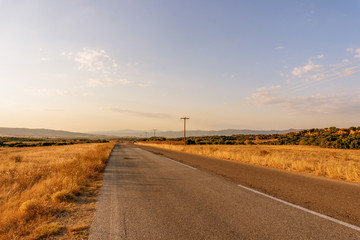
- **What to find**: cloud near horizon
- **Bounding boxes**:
[249,90,360,115]
[86,78,132,88]
[105,107,173,119]
[32,88,68,96]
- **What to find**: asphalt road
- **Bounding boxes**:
[89,144,360,239]
[138,144,360,227]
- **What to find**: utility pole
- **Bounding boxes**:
[145,132,147,138]
[180,117,190,145]
[153,129,157,138]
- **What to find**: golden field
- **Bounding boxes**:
[0,142,116,239]
[138,143,360,182]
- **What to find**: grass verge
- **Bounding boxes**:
[0,142,116,239]
[138,143,360,182]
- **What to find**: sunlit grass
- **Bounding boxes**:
[138,143,360,182]
[33,223,64,239]
[0,142,116,239]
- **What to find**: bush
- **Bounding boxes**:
[51,190,77,202]
[260,150,270,156]
[33,223,64,239]
[19,199,44,220]
[185,139,196,145]
[12,155,23,163]
[225,140,235,145]
[40,142,53,146]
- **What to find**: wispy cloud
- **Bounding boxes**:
[61,51,73,57]
[256,61,360,98]
[257,85,281,92]
[137,81,152,88]
[126,62,139,68]
[62,47,150,89]
[275,46,285,50]
[347,48,360,58]
[39,57,50,62]
[292,59,324,78]
[86,78,132,88]
[356,49,360,58]
[75,48,117,73]
[249,49,360,114]
[105,107,173,119]
[317,54,324,59]
[279,71,289,78]
[33,88,68,96]
[249,92,360,114]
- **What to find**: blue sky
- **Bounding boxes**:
[1,0,360,132]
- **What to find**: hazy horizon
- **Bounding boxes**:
[1,1,360,132]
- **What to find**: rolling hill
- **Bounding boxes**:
[0,127,111,139]
[91,129,300,138]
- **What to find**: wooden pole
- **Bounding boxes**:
[180,117,190,145]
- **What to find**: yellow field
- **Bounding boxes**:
[138,143,360,182]
[0,142,116,239]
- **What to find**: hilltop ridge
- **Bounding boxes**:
[90,128,300,138]
[0,127,112,139]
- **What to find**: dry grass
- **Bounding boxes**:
[138,143,360,182]
[33,223,64,239]
[0,142,116,239]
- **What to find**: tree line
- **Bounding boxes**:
[0,137,109,148]
[139,126,360,150]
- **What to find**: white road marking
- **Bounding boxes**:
[164,157,197,170]
[136,148,197,170]
[237,184,360,232]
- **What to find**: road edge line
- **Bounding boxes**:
[237,184,360,232]
[136,147,197,170]
[164,157,197,170]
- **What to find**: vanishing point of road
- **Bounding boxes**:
[89,143,360,239]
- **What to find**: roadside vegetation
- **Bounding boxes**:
[139,126,360,150]
[0,142,116,239]
[0,136,109,148]
[137,143,360,183]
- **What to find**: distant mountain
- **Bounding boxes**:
[0,127,112,139]
[91,129,301,138]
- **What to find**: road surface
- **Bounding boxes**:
[139,144,360,227]
[89,144,360,239]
